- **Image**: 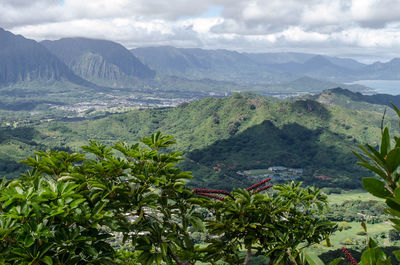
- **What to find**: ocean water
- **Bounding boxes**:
[349,80,400,95]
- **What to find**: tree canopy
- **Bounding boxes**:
[0,132,336,264]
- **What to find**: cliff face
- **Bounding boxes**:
[0,28,86,86]
[42,38,155,87]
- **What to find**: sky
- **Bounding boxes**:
[2,0,400,63]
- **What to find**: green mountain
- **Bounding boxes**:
[313,87,400,115]
[3,91,392,189]
[42,38,155,88]
[0,28,87,86]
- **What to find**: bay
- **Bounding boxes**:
[348,80,400,95]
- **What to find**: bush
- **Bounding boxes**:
[0,132,337,265]
[389,229,400,241]
[337,221,352,230]
[0,132,200,264]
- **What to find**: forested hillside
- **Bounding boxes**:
[1,89,395,190]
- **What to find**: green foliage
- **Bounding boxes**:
[0,176,115,264]
[319,246,400,265]
[358,238,392,265]
[350,104,400,264]
[0,131,339,265]
[0,132,200,264]
[2,92,393,190]
[327,200,386,223]
[304,253,342,265]
[355,104,400,231]
[389,229,400,241]
[201,182,336,265]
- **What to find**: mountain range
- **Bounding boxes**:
[131,46,400,84]
[1,25,400,189]
[2,27,400,95]
[131,46,369,83]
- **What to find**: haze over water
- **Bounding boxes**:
[350,80,400,95]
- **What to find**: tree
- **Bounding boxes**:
[195,180,336,265]
[0,132,202,264]
[0,157,116,264]
[0,132,336,264]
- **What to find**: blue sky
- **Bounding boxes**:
[1,0,400,63]
[201,6,223,18]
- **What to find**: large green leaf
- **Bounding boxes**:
[385,148,400,173]
[381,127,391,157]
[386,198,400,212]
[328,258,344,265]
[362,178,391,199]
[41,256,53,265]
[359,246,390,265]
[393,250,400,262]
[304,252,324,265]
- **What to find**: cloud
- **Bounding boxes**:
[350,0,400,28]
[11,17,219,48]
[2,0,400,62]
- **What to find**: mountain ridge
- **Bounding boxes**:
[131,46,374,83]
[41,37,155,88]
[30,91,392,189]
[0,28,89,87]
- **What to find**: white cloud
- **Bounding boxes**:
[332,26,400,47]
[279,27,329,42]
[3,0,400,61]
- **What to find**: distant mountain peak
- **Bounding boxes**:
[42,37,155,87]
[389,58,400,64]
[0,28,88,86]
[304,55,336,66]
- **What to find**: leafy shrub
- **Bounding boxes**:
[0,132,337,265]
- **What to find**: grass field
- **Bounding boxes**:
[306,190,393,256]
[327,189,384,204]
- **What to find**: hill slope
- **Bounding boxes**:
[2,90,396,189]
[314,87,400,115]
[24,92,394,190]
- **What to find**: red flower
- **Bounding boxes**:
[341,247,358,265]
[255,185,272,193]
[193,188,231,195]
[246,178,271,191]
[195,192,225,201]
